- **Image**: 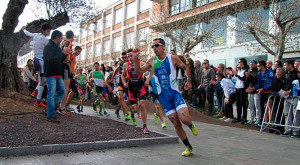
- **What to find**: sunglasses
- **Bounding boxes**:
[151,43,163,48]
[203,63,207,65]
[257,65,262,67]
[122,57,127,59]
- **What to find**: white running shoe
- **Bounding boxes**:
[224,118,233,122]
[219,117,227,121]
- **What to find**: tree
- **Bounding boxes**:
[150,4,227,56]
[0,0,95,93]
[232,0,300,61]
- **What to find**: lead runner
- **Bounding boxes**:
[132,38,198,157]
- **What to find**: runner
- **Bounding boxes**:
[22,24,52,108]
[146,68,167,129]
[122,49,148,133]
[90,62,109,116]
[75,67,91,113]
[112,52,131,121]
[132,38,198,156]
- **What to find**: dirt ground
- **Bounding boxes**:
[0,90,164,147]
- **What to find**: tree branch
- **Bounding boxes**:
[281,16,300,25]
[1,0,28,33]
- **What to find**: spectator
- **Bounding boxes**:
[23,59,37,93]
[176,56,186,91]
[234,58,249,123]
[200,59,216,115]
[245,60,259,125]
[295,60,300,70]
[267,60,273,71]
[282,60,299,136]
[170,49,176,56]
[43,30,70,122]
[184,52,190,60]
[246,60,274,125]
[273,60,283,75]
[217,63,226,76]
[190,60,203,108]
[219,67,236,122]
[181,58,194,103]
[210,73,224,114]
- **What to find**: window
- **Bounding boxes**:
[202,16,227,48]
[103,40,111,55]
[113,36,122,52]
[196,0,207,7]
[125,32,135,49]
[236,8,269,43]
[86,46,92,58]
[114,8,123,24]
[180,0,192,12]
[94,43,101,56]
[80,48,85,60]
[126,1,136,19]
[139,0,150,13]
[104,13,112,29]
[96,19,102,32]
[81,29,87,38]
[138,27,149,46]
[170,0,179,15]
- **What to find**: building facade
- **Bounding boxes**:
[78,0,152,71]
[151,0,300,67]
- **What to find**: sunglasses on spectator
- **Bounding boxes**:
[151,43,163,48]
[203,63,208,64]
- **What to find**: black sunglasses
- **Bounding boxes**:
[151,43,163,48]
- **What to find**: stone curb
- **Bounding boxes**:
[0,131,178,157]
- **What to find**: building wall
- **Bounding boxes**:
[78,0,152,72]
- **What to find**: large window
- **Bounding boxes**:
[125,32,135,49]
[104,13,112,29]
[170,0,180,15]
[103,40,111,55]
[96,19,102,32]
[114,8,123,24]
[86,46,92,58]
[180,0,192,12]
[138,27,149,46]
[139,0,150,13]
[236,8,269,43]
[126,1,136,19]
[94,43,101,56]
[113,36,122,52]
[80,48,85,60]
[202,16,227,48]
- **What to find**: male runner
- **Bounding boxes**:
[75,67,91,112]
[90,62,109,116]
[122,49,149,133]
[133,38,198,156]
[22,24,52,108]
[112,52,131,121]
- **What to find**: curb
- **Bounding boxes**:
[0,132,178,157]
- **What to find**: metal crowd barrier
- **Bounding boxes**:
[260,95,300,134]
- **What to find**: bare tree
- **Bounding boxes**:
[232,0,300,61]
[0,0,95,93]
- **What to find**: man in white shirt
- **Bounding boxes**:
[22,24,52,108]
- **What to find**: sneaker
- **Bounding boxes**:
[99,111,103,116]
[132,118,137,126]
[253,121,260,127]
[181,147,192,157]
[104,111,110,116]
[34,101,47,108]
[92,103,97,112]
[154,113,158,124]
[161,122,167,129]
[291,132,300,138]
[282,131,292,137]
[143,126,149,134]
[31,91,37,97]
[189,103,197,108]
[124,114,131,121]
[115,110,120,119]
[219,116,227,121]
[76,105,80,113]
[190,123,198,136]
[137,114,142,119]
[224,118,233,122]
[246,120,254,125]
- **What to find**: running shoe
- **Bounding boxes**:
[190,123,198,136]
[124,114,131,121]
[132,118,137,126]
[99,111,103,116]
[104,111,110,116]
[31,91,37,97]
[291,132,300,138]
[92,102,97,113]
[253,121,260,127]
[181,147,192,157]
[282,131,291,137]
[115,110,121,119]
[137,114,142,119]
[34,101,47,108]
[154,113,158,124]
[161,122,167,129]
[246,120,254,125]
[143,126,149,134]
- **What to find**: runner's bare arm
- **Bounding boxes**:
[121,63,127,85]
[172,55,192,90]
[132,49,152,75]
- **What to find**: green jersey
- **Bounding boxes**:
[93,70,104,87]
[77,74,86,89]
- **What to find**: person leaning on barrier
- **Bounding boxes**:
[282,60,299,137]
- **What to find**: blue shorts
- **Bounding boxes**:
[158,90,187,116]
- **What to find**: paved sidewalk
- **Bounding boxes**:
[1,105,299,165]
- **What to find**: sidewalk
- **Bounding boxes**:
[1,105,299,165]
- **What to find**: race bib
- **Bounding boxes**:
[94,78,104,87]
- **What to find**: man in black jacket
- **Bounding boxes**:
[44,30,70,122]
